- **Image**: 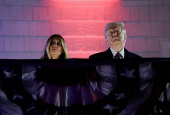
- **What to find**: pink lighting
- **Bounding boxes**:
[0,0,169,59]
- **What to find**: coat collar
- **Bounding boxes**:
[106,48,136,59]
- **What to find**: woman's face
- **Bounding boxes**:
[49,37,63,59]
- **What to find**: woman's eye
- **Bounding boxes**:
[57,42,62,46]
[50,41,55,45]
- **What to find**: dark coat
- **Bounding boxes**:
[88,48,142,115]
[89,48,142,59]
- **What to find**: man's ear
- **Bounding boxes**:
[125,35,127,40]
[105,38,109,45]
[124,34,127,42]
[124,39,126,43]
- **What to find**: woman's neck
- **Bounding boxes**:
[51,55,60,59]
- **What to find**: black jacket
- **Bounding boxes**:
[88,48,142,115]
[89,48,142,59]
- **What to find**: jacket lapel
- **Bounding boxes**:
[124,48,133,59]
[105,48,114,59]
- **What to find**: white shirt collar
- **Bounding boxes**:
[110,47,124,59]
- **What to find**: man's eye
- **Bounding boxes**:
[110,32,113,34]
[116,31,120,33]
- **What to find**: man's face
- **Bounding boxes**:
[105,25,126,51]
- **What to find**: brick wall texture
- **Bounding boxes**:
[0,0,170,59]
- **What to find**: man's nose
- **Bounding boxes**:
[112,32,117,36]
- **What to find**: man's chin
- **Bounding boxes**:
[110,44,124,51]
[110,42,123,46]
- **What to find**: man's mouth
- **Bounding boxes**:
[113,38,120,42]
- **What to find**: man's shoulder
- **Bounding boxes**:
[89,51,105,59]
[89,49,112,59]
[125,49,142,59]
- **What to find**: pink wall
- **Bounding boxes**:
[0,0,170,59]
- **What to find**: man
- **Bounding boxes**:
[88,22,142,115]
[89,22,141,59]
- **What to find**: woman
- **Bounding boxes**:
[41,34,69,59]
[22,34,69,99]
[39,35,105,115]
[23,34,105,115]
[21,34,70,114]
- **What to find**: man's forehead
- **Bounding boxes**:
[107,25,121,31]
